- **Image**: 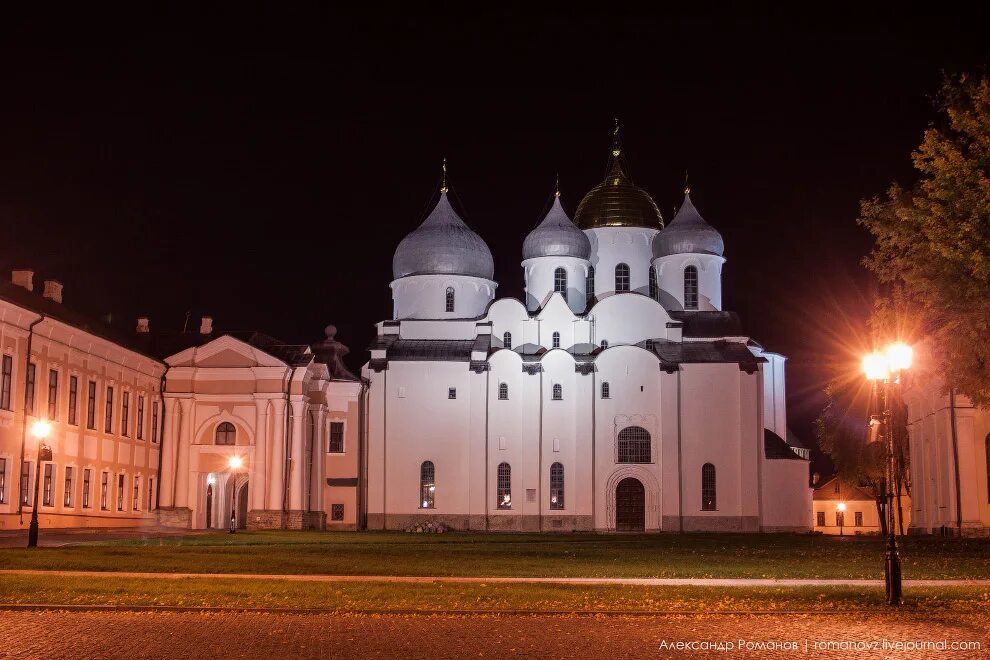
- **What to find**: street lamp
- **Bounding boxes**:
[863,341,912,606]
[27,420,53,548]
[227,455,243,534]
[837,501,846,537]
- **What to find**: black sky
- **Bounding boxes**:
[1,5,987,471]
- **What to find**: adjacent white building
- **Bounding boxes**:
[363,141,811,532]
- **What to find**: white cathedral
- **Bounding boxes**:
[362,138,812,532]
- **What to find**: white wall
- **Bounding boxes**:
[522,256,589,314]
[391,274,497,320]
[586,227,659,299]
[652,253,725,311]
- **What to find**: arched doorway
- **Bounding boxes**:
[615,478,645,531]
[236,482,248,530]
[205,484,213,529]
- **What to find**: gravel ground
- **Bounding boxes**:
[0,611,988,659]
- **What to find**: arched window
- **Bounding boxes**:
[497,463,511,509]
[498,383,509,400]
[684,266,698,310]
[445,287,456,313]
[601,382,610,399]
[617,426,651,463]
[420,461,435,509]
[215,422,235,445]
[586,266,595,303]
[550,462,564,510]
[600,340,608,349]
[552,383,563,400]
[649,265,659,301]
[503,331,512,349]
[702,463,716,510]
[615,263,630,292]
[554,267,567,294]
[552,332,560,349]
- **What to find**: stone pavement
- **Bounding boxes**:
[0,611,987,659]
[3,568,990,588]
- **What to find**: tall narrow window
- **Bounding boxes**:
[68,376,78,425]
[215,422,236,446]
[105,386,114,433]
[649,266,659,301]
[64,466,73,507]
[552,383,563,400]
[835,511,844,527]
[617,426,651,463]
[586,266,595,303]
[550,462,564,510]
[148,477,155,511]
[133,476,140,511]
[601,382,610,399]
[816,511,825,527]
[684,266,699,310]
[615,263,630,292]
[136,395,144,440]
[502,331,512,349]
[87,381,97,430]
[445,287,455,313]
[121,392,130,437]
[117,473,125,511]
[328,421,344,453]
[43,463,53,506]
[554,267,567,294]
[100,472,109,510]
[0,355,12,410]
[0,457,6,504]
[497,463,512,509]
[420,461,435,508]
[82,469,91,508]
[47,369,58,419]
[21,462,31,505]
[498,383,509,400]
[854,511,863,527]
[151,401,159,443]
[552,332,560,349]
[701,463,716,510]
[26,363,36,415]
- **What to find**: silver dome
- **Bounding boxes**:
[392,192,495,280]
[652,191,724,258]
[522,196,591,260]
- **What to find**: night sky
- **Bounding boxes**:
[1,6,987,472]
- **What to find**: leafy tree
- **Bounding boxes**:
[858,73,990,406]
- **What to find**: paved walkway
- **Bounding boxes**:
[3,568,989,587]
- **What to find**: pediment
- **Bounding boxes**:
[164,334,287,368]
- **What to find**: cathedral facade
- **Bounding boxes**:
[363,140,812,532]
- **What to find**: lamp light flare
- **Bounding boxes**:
[837,502,847,512]
[886,342,913,372]
[228,456,243,470]
[863,352,889,381]
[31,420,51,439]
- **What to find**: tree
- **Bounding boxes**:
[858,73,990,406]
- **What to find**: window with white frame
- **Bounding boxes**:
[649,265,659,301]
[136,395,144,440]
[68,376,78,426]
[117,473,125,511]
[329,422,344,453]
[102,471,110,510]
[498,383,508,400]
[420,461,435,509]
[601,382,610,399]
[617,426,651,463]
[42,463,54,506]
[684,266,699,310]
[86,381,97,430]
[121,392,130,437]
[552,332,560,349]
[64,466,73,507]
[0,355,12,410]
[133,476,140,511]
[502,331,512,349]
[701,463,716,510]
[21,462,31,506]
[550,462,564,510]
[215,422,235,445]
[104,386,114,433]
[448,387,456,399]
[496,462,511,509]
[47,369,58,420]
[615,263,630,292]
[586,266,595,303]
[151,400,159,443]
[82,469,91,508]
[554,267,567,294]
[552,383,563,400]
[854,511,863,526]
[445,287,455,313]
[26,363,36,415]
[816,511,825,526]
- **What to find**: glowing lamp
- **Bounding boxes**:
[863,352,889,381]
[837,502,847,512]
[228,456,243,470]
[885,342,913,372]
[31,420,51,439]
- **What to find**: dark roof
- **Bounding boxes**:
[764,428,807,461]
[0,282,161,361]
[668,311,743,337]
[226,331,313,367]
[641,339,765,370]
[378,339,476,362]
[812,475,875,501]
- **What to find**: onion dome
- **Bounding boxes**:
[652,188,724,258]
[574,127,663,229]
[392,191,495,280]
[522,193,591,260]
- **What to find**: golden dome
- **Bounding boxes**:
[574,154,664,230]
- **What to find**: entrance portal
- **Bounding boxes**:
[236,482,248,530]
[615,477,645,531]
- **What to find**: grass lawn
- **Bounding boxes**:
[1,531,989,579]
[1,575,989,613]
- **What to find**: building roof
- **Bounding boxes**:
[641,339,766,371]
[653,190,725,258]
[812,475,876,501]
[522,195,591,260]
[149,329,314,367]
[573,149,663,230]
[668,310,743,337]
[764,428,808,460]
[392,192,494,280]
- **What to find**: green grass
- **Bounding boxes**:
[1,531,989,579]
[1,575,988,613]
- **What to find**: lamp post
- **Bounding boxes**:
[863,341,912,606]
[27,420,53,549]
[227,455,243,534]
[837,501,846,537]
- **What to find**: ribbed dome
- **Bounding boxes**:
[652,190,724,258]
[522,196,591,260]
[574,156,664,229]
[392,192,494,280]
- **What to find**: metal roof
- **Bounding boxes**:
[392,192,494,280]
[522,196,591,260]
[653,191,724,258]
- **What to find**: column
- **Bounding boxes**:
[288,397,307,511]
[158,397,179,508]
[310,406,327,511]
[174,397,193,509]
[267,398,287,511]
[251,398,270,511]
